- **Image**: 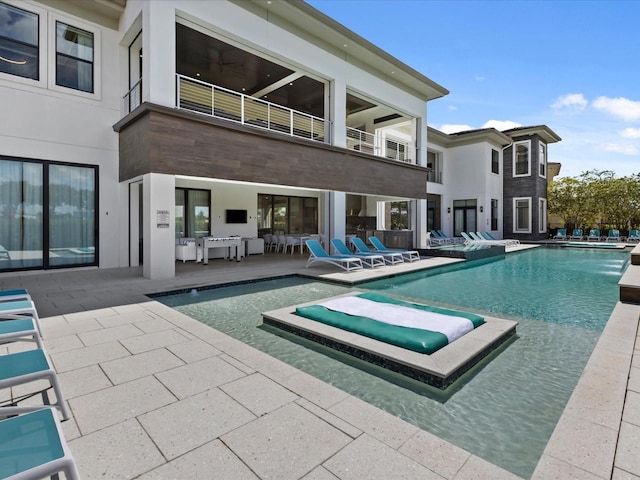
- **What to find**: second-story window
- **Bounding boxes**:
[491,149,499,174]
[55,21,93,93]
[0,2,39,80]
[513,141,530,177]
[427,150,442,183]
[539,143,547,177]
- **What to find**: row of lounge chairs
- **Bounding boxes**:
[553,228,639,242]
[461,232,520,247]
[0,289,80,479]
[305,237,420,272]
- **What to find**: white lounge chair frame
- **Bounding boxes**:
[305,240,363,272]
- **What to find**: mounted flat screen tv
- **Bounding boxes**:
[225,209,248,224]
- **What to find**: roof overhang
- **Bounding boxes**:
[427,126,512,148]
[502,125,562,144]
[231,0,449,102]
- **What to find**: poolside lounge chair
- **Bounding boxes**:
[569,229,584,240]
[479,232,520,246]
[438,230,464,244]
[0,288,32,303]
[351,237,404,265]
[0,408,80,479]
[628,229,640,243]
[304,239,363,272]
[429,230,449,246]
[587,229,601,242]
[553,228,568,240]
[0,299,42,338]
[605,229,621,242]
[0,318,43,349]
[368,237,420,262]
[0,349,71,420]
[331,239,385,268]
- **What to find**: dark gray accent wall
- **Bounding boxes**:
[115,104,429,199]
[503,134,549,241]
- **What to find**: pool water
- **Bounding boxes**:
[157,246,628,478]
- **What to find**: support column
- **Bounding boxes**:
[142,173,175,279]
[327,191,346,254]
[414,199,429,248]
[330,78,347,148]
[142,1,176,108]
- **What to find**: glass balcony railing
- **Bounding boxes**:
[175,74,329,143]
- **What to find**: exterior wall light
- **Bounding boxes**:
[480,206,484,212]
[447,207,451,214]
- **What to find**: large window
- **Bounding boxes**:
[55,21,93,92]
[539,143,547,178]
[513,141,530,176]
[257,194,318,235]
[491,149,499,174]
[514,197,531,233]
[539,198,547,233]
[390,201,410,230]
[427,150,442,183]
[175,188,210,238]
[491,199,498,231]
[0,157,97,271]
[0,2,39,80]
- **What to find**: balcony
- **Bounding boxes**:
[346,127,411,163]
[427,170,443,184]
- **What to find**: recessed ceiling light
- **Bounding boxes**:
[196,72,200,77]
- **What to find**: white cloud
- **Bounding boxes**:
[482,120,521,131]
[598,143,639,155]
[447,105,458,111]
[592,96,640,121]
[475,74,485,82]
[439,124,474,134]
[620,128,640,139]
[550,93,588,111]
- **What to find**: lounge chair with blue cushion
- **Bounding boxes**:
[587,229,600,241]
[569,228,584,240]
[0,289,31,303]
[438,230,464,244]
[0,348,71,421]
[479,232,520,246]
[553,228,568,240]
[628,229,640,243]
[304,239,363,272]
[0,299,42,338]
[0,408,80,480]
[605,229,621,242]
[0,318,42,349]
[368,237,420,262]
[351,237,404,265]
[429,230,449,246]
[331,239,385,268]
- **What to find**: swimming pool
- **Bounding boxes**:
[157,246,628,478]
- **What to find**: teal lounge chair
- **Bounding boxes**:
[0,408,80,480]
[438,230,464,244]
[628,229,640,243]
[351,237,404,265]
[570,229,584,240]
[0,300,42,337]
[0,349,71,421]
[0,318,42,349]
[368,237,420,262]
[605,229,621,242]
[553,228,568,240]
[304,239,363,272]
[0,289,31,303]
[587,229,601,241]
[331,239,385,268]
[479,232,520,246]
[429,230,448,246]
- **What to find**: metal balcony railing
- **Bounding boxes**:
[122,78,142,116]
[427,170,443,184]
[346,127,411,163]
[176,74,330,143]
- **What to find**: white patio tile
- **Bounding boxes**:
[120,329,191,354]
[220,372,298,416]
[399,429,471,479]
[137,439,259,480]
[615,421,640,477]
[50,341,131,372]
[96,310,157,328]
[70,419,165,479]
[454,455,522,480]
[64,308,119,322]
[166,338,222,363]
[43,317,103,340]
[78,323,144,346]
[301,466,340,480]
[279,370,350,409]
[155,355,245,399]
[134,317,175,333]
[139,388,256,460]
[40,333,84,354]
[58,364,113,399]
[101,348,185,384]
[612,467,640,479]
[323,434,441,480]
[222,403,351,480]
[532,454,609,480]
[295,398,361,439]
[328,395,419,449]
[70,376,176,434]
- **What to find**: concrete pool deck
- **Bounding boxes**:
[1,243,639,479]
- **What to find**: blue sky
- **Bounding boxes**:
[307,0,640,178]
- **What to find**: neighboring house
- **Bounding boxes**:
[0,0,447,278]
[426,125,561,241]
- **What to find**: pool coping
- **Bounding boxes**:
[262,292,518,390]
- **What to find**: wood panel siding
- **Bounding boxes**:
[114,103,428,198]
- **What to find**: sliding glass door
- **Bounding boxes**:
[0,157,97,271]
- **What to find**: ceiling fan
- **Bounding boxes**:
[211,49,243,73]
